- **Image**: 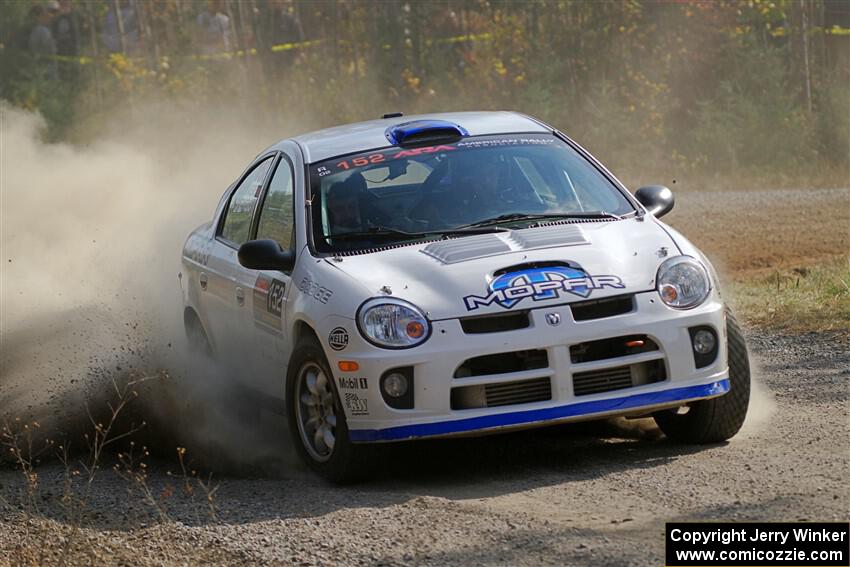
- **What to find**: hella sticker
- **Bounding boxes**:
[463,266,624,311]
[328,327,349,351]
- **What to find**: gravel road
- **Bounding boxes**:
[5,103,848,563]
[2,328,847,566]
[2,187,847,564]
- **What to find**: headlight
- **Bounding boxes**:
[656,256,710,309]
[357,298,431,349]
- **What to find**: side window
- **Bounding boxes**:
[220,158,273,245]
[256,157,295,251]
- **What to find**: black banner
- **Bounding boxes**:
[666,522,849,566]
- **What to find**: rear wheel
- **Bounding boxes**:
[286,336,371,483]
[184,310,212,356]
[654,309,750,443]
[184,310,260,425]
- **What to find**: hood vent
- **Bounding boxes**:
[421,225,590,264]
[421,233,512,264]
[510,224,589,250]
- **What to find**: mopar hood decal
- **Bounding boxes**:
[463,266,624,311]
[326,218,676,319]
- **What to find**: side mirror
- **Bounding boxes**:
[634,185,675,218]
[238,239,295,272]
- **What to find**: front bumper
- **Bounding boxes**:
[349,377,728,441]
[325,291,729,443]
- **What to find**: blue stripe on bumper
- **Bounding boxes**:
[349,378,730,442]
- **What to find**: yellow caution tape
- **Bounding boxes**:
[38,25,846,67]
[431,32,492,45]
[770,24,850,37]
[825,26,850,36]
[270,39,322,53]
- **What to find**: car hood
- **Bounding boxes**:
[329,218,677,320]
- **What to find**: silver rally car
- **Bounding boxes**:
[180,111,750,481]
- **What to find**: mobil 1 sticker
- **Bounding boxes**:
[339,377,367,390]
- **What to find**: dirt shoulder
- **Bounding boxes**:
[664,187,849,277]
[666,187,849,334]
[2,329,847,566]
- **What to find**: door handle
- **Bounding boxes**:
[235,286,245,305]
[199,272,208,290]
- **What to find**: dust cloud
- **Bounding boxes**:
[0,101,778,472]
[0,101,298,471]
[737,364,777,439]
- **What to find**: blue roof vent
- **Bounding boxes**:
[385,119,469,147]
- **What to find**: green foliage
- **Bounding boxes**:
[814,79,850,166]
[1,0,847,182]
[688,40,816,171]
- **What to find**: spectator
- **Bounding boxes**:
[268,0,304,48]
[16,5,40,51]
[52,0,81,58]
[102,1,139,54]
[196,0,232,56]
[28,3,58,80]
[260,0,304,84]
[52,0,81,80]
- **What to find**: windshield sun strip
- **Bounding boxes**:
[308,133,636,254]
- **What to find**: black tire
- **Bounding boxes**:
[185,311,261,425]
[285,335,372,483]
[184,310,213,357]
[654,309,750,443]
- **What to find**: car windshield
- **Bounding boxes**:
[309,133,635,252]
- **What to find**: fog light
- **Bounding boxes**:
[380,367,414,409]
[382,372,408,398]
[689,326,718,369]
[692,329,716,354]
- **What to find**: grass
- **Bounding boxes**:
[1,372,220,565]
[728,256,850,335]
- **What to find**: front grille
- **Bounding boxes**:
[454,349,548,378]
[572,360,666,397]
[486,377,552,407]
[573,366,633,396]
[451,377,552,410]
[570,295,634,321]
[460,311,530,334]
[570,335,659,363]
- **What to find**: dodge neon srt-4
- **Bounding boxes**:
[180,111,750,482]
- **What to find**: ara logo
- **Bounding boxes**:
[463,266,625,311]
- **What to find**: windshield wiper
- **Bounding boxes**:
[458,211,622,229]
[329,227,422,241]
[328,226,508,241]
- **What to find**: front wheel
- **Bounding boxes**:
[654,309,751,443]
[286,336,371,483]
